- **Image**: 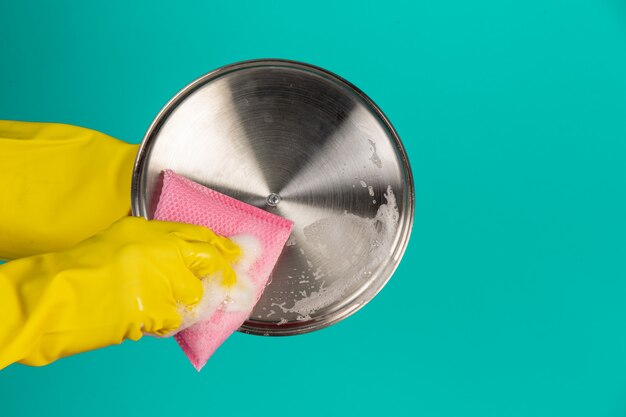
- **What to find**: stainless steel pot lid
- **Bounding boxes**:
[131,59,414,335]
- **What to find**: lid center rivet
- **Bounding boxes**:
[267,193,281,207]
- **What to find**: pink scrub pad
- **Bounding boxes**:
[153,170,293,370]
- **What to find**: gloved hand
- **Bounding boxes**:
[0,216,241,369]
[0,121,138,260]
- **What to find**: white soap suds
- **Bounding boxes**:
[368,139,383,168]
[272,186,399,318]
[179,234,261,330]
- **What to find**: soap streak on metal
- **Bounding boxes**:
[132,59,414,336]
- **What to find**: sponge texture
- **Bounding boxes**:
[153,170,293,370]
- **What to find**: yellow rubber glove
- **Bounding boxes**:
[0,216,241,369]
[0,120,138,260]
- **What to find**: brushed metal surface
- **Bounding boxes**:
[132,59,414,335]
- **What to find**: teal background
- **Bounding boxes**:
[1,0,626,416]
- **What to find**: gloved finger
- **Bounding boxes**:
[168,225,241,264]
[158,314,184,336]
[150,220,241,263]
[143,217,238,251]
[144,310,183,337]
[209,234,241,264]
[171,230,240,263]
[180,241,238,287]
[152,220,220,243]
[179,234,241,265]
[168,266,204,308]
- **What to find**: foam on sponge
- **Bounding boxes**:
[178,235,261,331]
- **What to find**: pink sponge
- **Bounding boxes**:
[153,170,293,370]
